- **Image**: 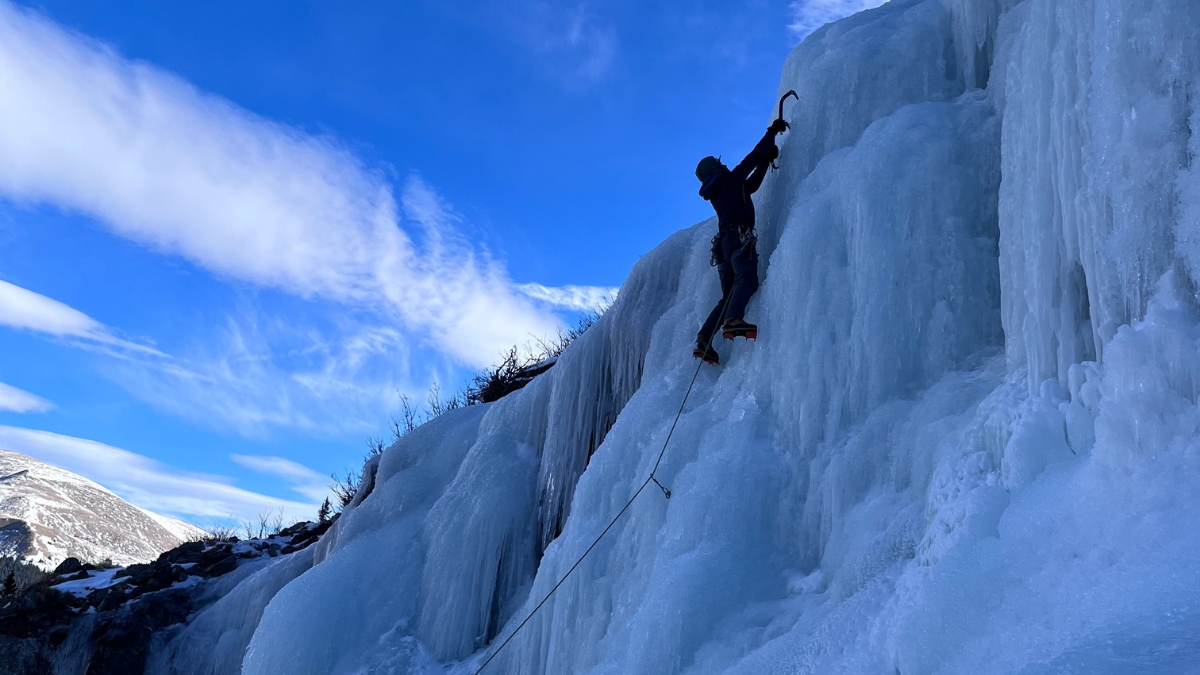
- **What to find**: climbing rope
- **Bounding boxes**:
[473,291,734,674]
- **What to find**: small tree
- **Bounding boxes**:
[365,436,386,458]
[317,497,332,523]
[330,468,360,508]
[203,524,237,542]
[392,393,419,441]
[426,382,465,417]
[2,571,15,597]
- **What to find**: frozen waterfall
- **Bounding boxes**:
[151,0,1200,672]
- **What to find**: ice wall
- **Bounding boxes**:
[183,0,1200,673]
[989,0,1200,385]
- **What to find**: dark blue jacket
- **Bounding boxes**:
[698,131,780,233]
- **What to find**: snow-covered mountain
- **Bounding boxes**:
[0,449,205,569]
[77,0,1200,673]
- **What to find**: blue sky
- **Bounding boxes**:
[0,0,881,527]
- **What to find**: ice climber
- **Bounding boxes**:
[692,118,788,365]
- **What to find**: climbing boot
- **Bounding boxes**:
[692,342,720,366]
[722,318,757,341]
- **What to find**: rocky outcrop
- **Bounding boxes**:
[0,520,332,675]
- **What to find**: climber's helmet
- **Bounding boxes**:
[695,156,725,182]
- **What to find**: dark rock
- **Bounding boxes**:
[98,585,127,612]
[289,531,315,547]
[117,564,155,585]
[46,625,69,647]
[0,585,76,640]
[53,558,83,576]
[199,545,231,567]
[0,519,332,674]
[84,588,194,675]
[0,635,53,675]
[89,587,110,609]
[153,563,175,585]
[88,614,153,675]
[137,588,192,627]
[158,540,205,566]
[282,520,331,554]
[203,556,238,577]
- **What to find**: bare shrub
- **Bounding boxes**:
[330,468,360,509]
[365,436,386,458]
[200,524,238,542]
[391,393,419,441]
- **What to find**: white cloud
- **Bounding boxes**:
[0,279,158,354]
[0,1,568,368]
[108,309,420,438]
[484,1,617,85]
[549,5,617,82]
[519,283,616,312]
[0,424,315,522]
[0,276,413,437]
[789,0,891,38]
[0,381,52,413]
[231,454,330,502]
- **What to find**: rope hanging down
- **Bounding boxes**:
[473,292,735,674]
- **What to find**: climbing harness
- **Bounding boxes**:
[709,233,722,268]
[739,226,758,260]
[710,229,759,273]
[770,90,798,171]
[473,291,735,675]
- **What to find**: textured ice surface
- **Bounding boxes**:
[155,0,1200,673]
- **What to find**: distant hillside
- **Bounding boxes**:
[0,449,205,569]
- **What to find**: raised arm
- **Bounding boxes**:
[730,131,780,183]
[744,143,779,194]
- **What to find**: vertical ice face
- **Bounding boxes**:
[758,0,969,256]
[758,97,1002,456]
[192,1,1200,674]
[533,236,687,553]
[993,0,1200,387]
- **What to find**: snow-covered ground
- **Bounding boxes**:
[0,449,205,568]
[153,0,1200,673]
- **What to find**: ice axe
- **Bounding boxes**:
[771,90,798,170]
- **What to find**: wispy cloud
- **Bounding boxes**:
[0,1,568,368]
[108,311,414,438]
[518,283,615,312]
[0,276,410,437]
[545,4,617,83]
[231,454,330,503]
[0,425,315,523]
[0,279,158,355]
[483,0,617,85]
[0,381,52,414]
[789,0,891,39]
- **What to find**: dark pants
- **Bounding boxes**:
[699,229,759,342]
